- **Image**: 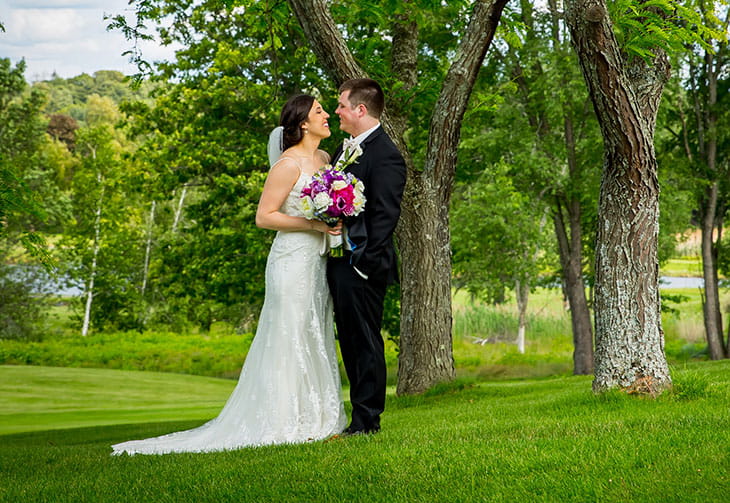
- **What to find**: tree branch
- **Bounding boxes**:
[391,1,418,91]
[425,0,510,190]
[286,0,363,83]
[566,0,668,164]
[287,0,410,160]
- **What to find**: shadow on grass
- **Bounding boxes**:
[0,420,207,448]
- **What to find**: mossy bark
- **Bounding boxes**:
[566,0,672,393]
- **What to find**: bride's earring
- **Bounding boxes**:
[303,128,308,134]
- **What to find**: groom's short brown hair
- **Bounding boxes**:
[339,78,384,119]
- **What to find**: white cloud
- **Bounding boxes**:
[5,9,87,43]
[5,1,98,9]
[0,0,178,80]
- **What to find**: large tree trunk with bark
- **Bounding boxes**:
[390,2,455,393]
[288,0,509,394]
[566,0,671,393]
[397,176,455,390]
[398,0,509,393]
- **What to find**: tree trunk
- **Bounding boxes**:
[390,1,455,393]
[288,0,509,394]
[172,186,187,233]
[559,109,594,374]
[82,155,103,337]
[553,198,593,374]
[515,278,528,354]
[700,182,725,359]
[399,0,509,394]
[142,199,156,296]
[513,0,594,374]
[689,34,727,359]
[397,175,455,389]
[566,0,671,394]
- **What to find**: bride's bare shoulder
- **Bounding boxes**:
[268,155,302,182]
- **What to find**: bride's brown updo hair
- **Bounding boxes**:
[279,94,315,150]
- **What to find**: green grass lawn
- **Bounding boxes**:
[1,363,728,502]
[0,366,234,435]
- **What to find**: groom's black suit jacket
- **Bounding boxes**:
[333,126,407,285]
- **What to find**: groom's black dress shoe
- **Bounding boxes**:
[324,425,380,441]
[342,426,380,437]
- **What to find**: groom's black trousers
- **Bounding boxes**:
[327,255,387,432]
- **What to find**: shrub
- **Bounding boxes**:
[0,330,254,378]
[0,262,50,341]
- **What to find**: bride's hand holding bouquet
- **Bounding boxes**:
[300,141,366,256]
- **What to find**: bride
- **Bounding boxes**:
[112,95,347,455]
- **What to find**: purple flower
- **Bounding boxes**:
[300,163,366,224]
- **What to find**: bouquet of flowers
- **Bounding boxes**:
[300,141,366,256]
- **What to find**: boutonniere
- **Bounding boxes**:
[335,139,363,170]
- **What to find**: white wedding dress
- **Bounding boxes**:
[112,168,347,455]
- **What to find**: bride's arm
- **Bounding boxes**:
[255,160,339,234]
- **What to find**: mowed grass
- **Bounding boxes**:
[0,366,234,435]
[1,363,729,502]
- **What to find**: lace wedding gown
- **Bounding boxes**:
[112,170,347,455]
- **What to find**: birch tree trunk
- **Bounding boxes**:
[288,0,509,393]
[141,200,156,296]
[172,185,187,233]
[515,278,528,354]
[566,0,671,393]
[82,149,103,337]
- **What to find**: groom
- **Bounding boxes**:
[327,78,407,435]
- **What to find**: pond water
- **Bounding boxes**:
[659,276,705,289]
[5,265,82,296]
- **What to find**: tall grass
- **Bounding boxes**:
[3,287,723,383]
[449,285,730,379]
[452,300,574,379]
[661,256,703,275]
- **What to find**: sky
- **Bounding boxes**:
[0,0,177,81]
